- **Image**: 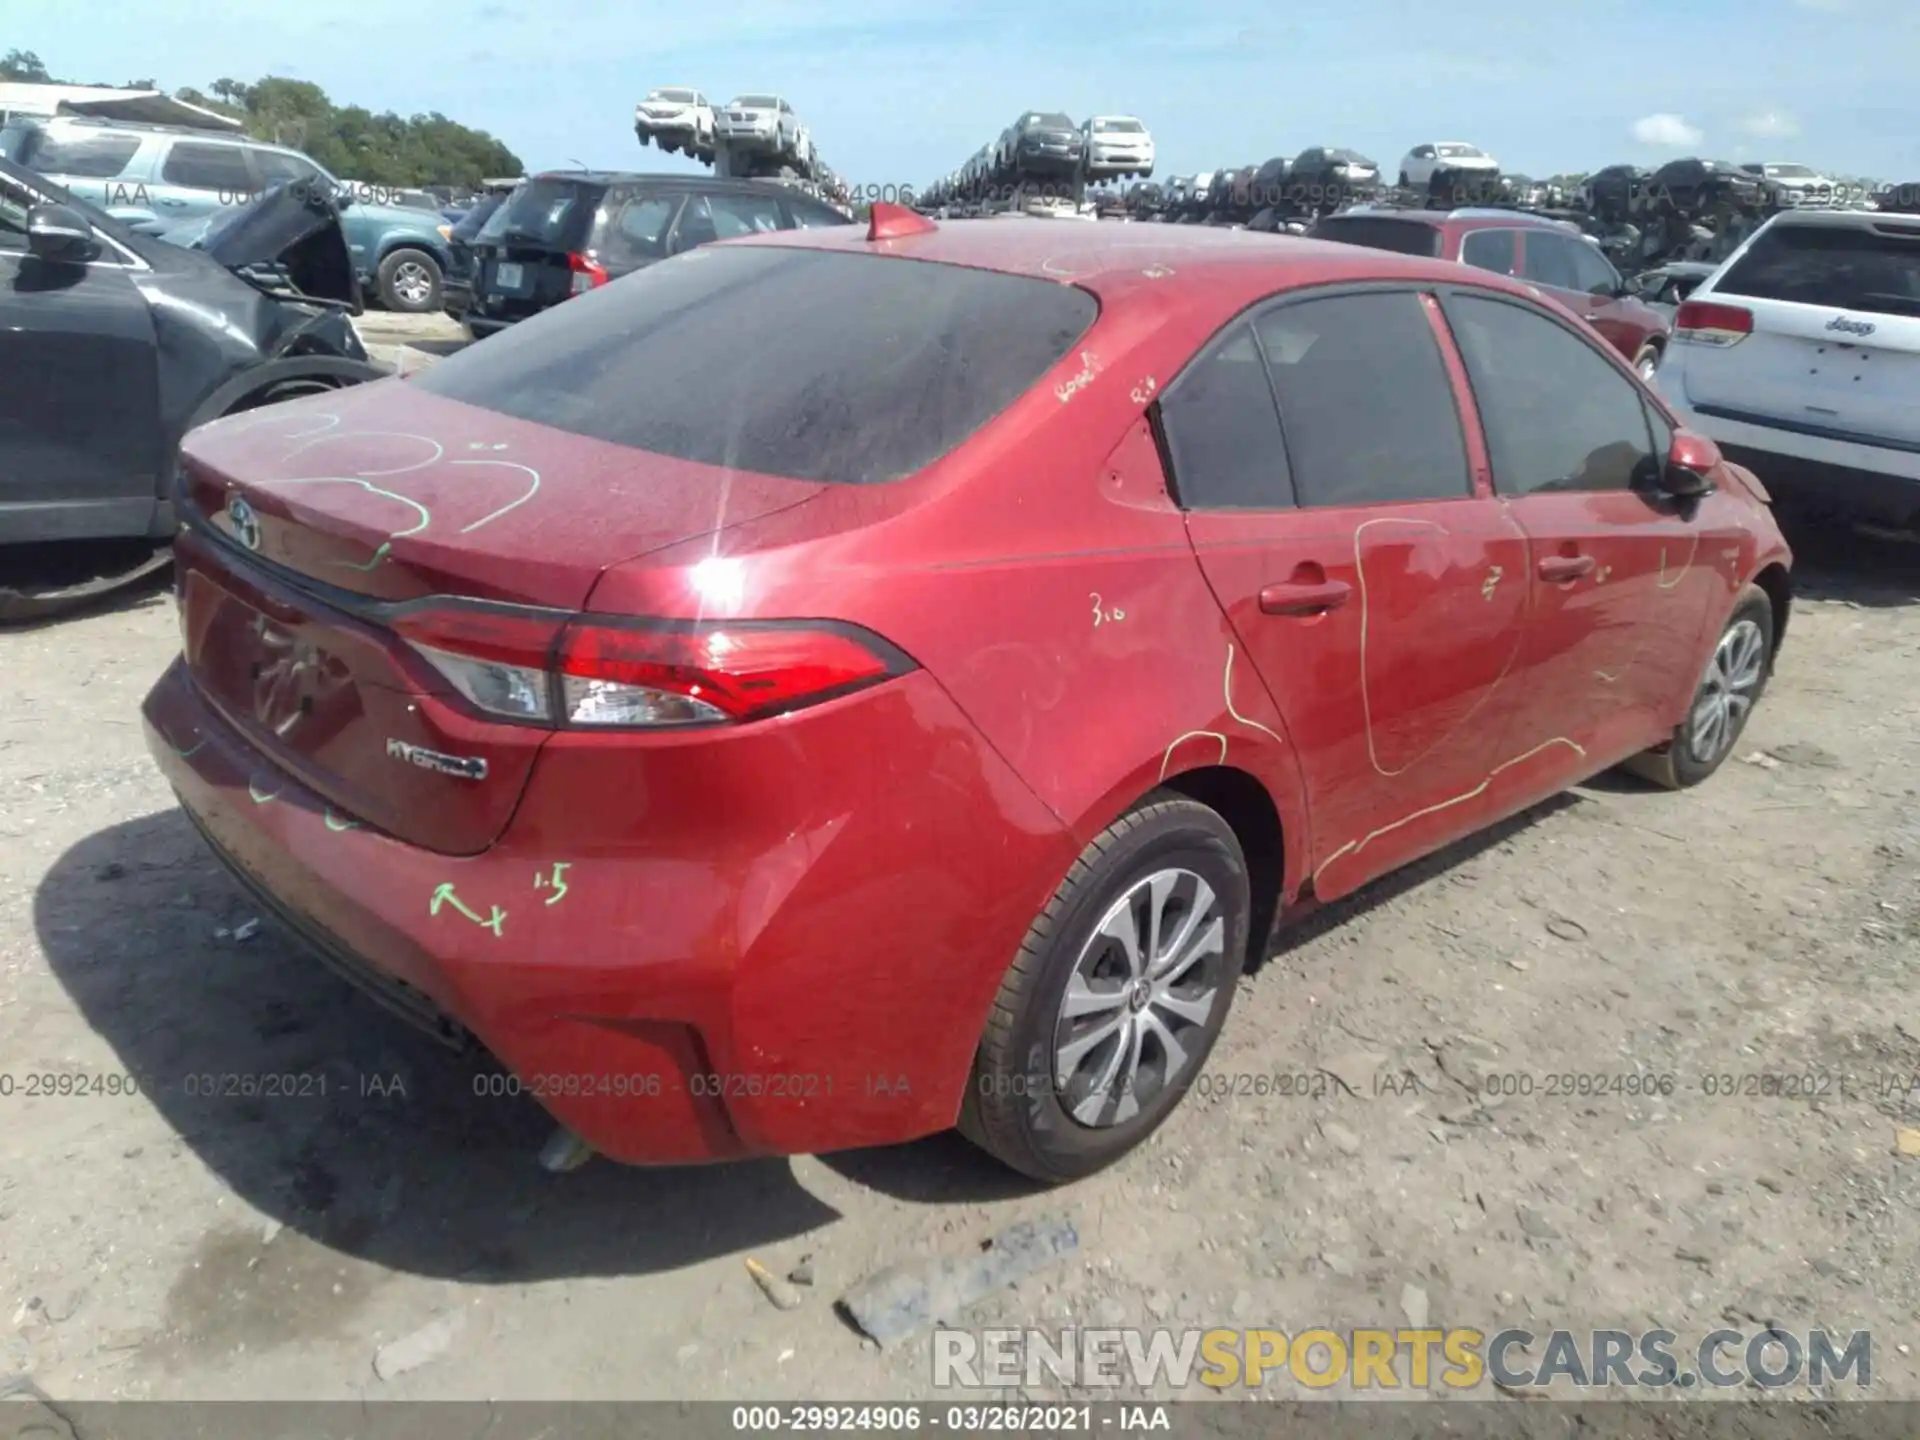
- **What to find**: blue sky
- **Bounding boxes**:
[19,0,1920,185]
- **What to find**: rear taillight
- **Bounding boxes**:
[568,252,609,295]
[1674,300,1753,347]
[389,603,913,729]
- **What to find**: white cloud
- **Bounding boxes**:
[1741,109,1801,138]
[1631,113,1704,147]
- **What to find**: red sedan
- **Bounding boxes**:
[143,207,1791,1183]
[1308,207,1674,379]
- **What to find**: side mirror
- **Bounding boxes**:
[1660,429,1720,497]
[26,203,101,264]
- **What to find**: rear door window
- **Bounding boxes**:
[706,191,784,237]
[1520,231,1582,291]
[1715,221,1920,316]
[595,189,679,267]
[1460,227,1519,276]
[1566,238,1621,296]
[17,129,140,179]
[1308,216,1443,257]
[161,141,252,192]
[1254,290,1471,507]
[410,246,1099,485]
[785,199,849,229]
[248,148,322,190]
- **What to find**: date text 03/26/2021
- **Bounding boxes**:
[729,1404,1170,1432]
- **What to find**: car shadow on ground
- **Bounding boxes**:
[1258,791,1584,962]
[36,808,844,1284]
[1780,514,1920,608]
[33,789,1605,1280]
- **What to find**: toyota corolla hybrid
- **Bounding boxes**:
[144,208,1791,1184]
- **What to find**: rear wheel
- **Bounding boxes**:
[1632,341,1662,380]
[1623,585,1774,789]
[960,795,1249,1183]
[377,248,442,313]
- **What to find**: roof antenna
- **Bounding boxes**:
[867,200,937,241]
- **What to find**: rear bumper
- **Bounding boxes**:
[1661,388,1920,525]
[141,654,1071,1165]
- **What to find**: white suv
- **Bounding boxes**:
[1653,208,1920,529]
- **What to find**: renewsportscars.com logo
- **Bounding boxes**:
[933,1327,1872,1392]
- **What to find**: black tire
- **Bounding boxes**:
[1623,584,1775,789]
[959,794,1250,1183]
[1398,170,1411,188]
[376,248,443,313]
[1631,341,1662,381]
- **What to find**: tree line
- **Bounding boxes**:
[1,49,522,189]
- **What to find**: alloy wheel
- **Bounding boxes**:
[393,261,433,306]
[1052,867,1226,1127]
[1687,617,1766,765]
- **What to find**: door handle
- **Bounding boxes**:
[1259,579,1352,615]
[1538,554,1596,582]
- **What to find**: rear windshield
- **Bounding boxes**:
[1716,222,1920,316]
[411,246,1100,485]
[1034,113,1074,128]
[477,176,600,249]
[1308,216,1444,257]
[1095,119,1144,133]
[734,95,780,108]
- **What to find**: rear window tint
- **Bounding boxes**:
[1716,222,1920,316]
[1307,217,1443,257]
[479,176,601,249]
[412,246,1099,485]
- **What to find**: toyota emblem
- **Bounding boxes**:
[227,495,261,551]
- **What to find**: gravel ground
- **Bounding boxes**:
[1,518,1917,1408]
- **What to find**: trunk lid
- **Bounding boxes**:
[176,381,829,854]
[180,379,830,609]
[174,527,548,855]
[1685,218,1920,448]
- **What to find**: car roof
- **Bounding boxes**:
[724,216,1551,313]
[529,169,818,195]
[1323,205,1570,232]
[1759,207,1920,232]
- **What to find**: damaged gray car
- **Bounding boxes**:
[0,157,386,622]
